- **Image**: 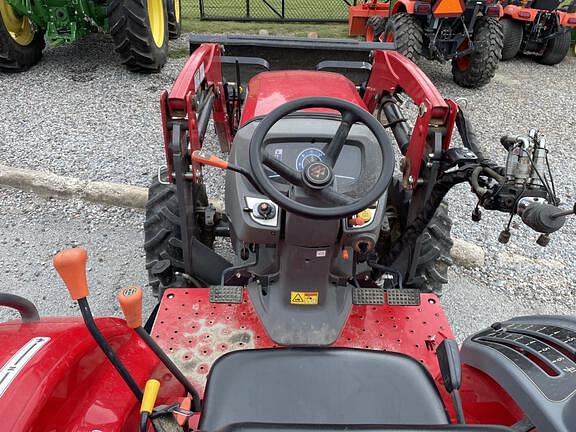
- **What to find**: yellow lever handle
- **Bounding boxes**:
[140,379,161,414]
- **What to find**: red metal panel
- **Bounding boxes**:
[0,317,179,432]
[152,289,522,425]
[240,71,368,126]
[152,289,453,395]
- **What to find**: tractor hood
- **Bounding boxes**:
[239,70,368,126]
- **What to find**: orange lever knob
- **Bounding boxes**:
[192,150,229,170]
[53,248,89,300]
[118,286,143,329]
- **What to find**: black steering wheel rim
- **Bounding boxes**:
[249,96,395,219]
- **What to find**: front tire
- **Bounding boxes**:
[107,0,169,73]
[536,30,571,65]
[501,18,523,61]
[365,16,386,42]
[384,180,453,295]
[452,17,503,88]
[144,173,211,297]
[383,13,423,63]
[0,0,44,72]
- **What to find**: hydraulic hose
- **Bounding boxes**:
[379,100,411,155]
[456,108,502,172]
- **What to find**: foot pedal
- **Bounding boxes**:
[386,289,421,306]
[353,287,385,305]
[209,286,243,303]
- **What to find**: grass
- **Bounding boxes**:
[182,18,349,38]
[179,0,350,38]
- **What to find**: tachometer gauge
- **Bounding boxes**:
[296,148,326,171]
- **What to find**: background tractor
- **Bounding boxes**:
[0,0,182,72]
[349,0,504,88]
[500,0,576,64]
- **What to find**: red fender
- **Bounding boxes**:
[0,317,181,431]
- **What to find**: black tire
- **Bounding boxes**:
[537,30,571,65]
[144,173,210,297]
[365,16,386,42]
[384,180,453,295]
[406,202,453,294]
[383,13,423,62]
[167,0,181,39]
[501,18,523,61]
[107,0,169,73]
[0,3,44,72]
[452,17,503,88]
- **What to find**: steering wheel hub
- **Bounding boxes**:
[304,161,333,189]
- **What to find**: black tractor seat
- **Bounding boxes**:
[212,424,515,432]
[199,348,450,431]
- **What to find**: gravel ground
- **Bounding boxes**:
[0,34,574,333]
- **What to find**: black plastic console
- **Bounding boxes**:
[461,315,576,432]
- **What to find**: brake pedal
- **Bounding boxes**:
[386,289,421,306]
[352,287,385,305]
[209,286,243,304]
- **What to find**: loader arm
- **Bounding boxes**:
[363,50,458,186]
[161,43,233,183]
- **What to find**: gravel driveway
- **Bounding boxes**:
[0,33,574,336]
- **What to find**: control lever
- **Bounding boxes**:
[549,202,576,219]
[118,286,201,412]
[192,150,261,192]
[520,203,567,234]
[140,379,160,432]
[437,339,465,424]
[53,248,143,401]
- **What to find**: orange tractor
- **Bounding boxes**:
[500,0,576,64]
[349,0,504,88]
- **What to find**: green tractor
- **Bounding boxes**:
[0,0,182,72]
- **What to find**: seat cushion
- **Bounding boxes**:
[200,348,449,431]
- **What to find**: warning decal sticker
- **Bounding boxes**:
[290,291,319,305]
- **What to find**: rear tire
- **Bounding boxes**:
[383,13,423,63]
[365,16,386,42]
[501,18,523,61]
[144,173,211,297]
[452,17,503,88]
[107,0,169,73]
[167,0,181,39]
[536,30,571,65]
[0,0,44,72]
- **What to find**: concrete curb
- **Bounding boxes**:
[0,165,147,209]
[0,164,484,268]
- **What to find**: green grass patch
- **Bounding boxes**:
[182,17,349,38]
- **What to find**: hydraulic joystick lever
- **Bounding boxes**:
[53,248,143,401]
[118,286,201,412]
[437,339,465,424]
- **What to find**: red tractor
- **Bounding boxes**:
[348,0,504,88]
[1,37,575,431]
[500,0,576,64]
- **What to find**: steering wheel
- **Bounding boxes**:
[249,97,395,219]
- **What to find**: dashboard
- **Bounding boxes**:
[265,141,362,187]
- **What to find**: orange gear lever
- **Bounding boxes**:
[117,286,202,411]
[118,286,143,329]
[53,248,89,300]
[192,150,229,170]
